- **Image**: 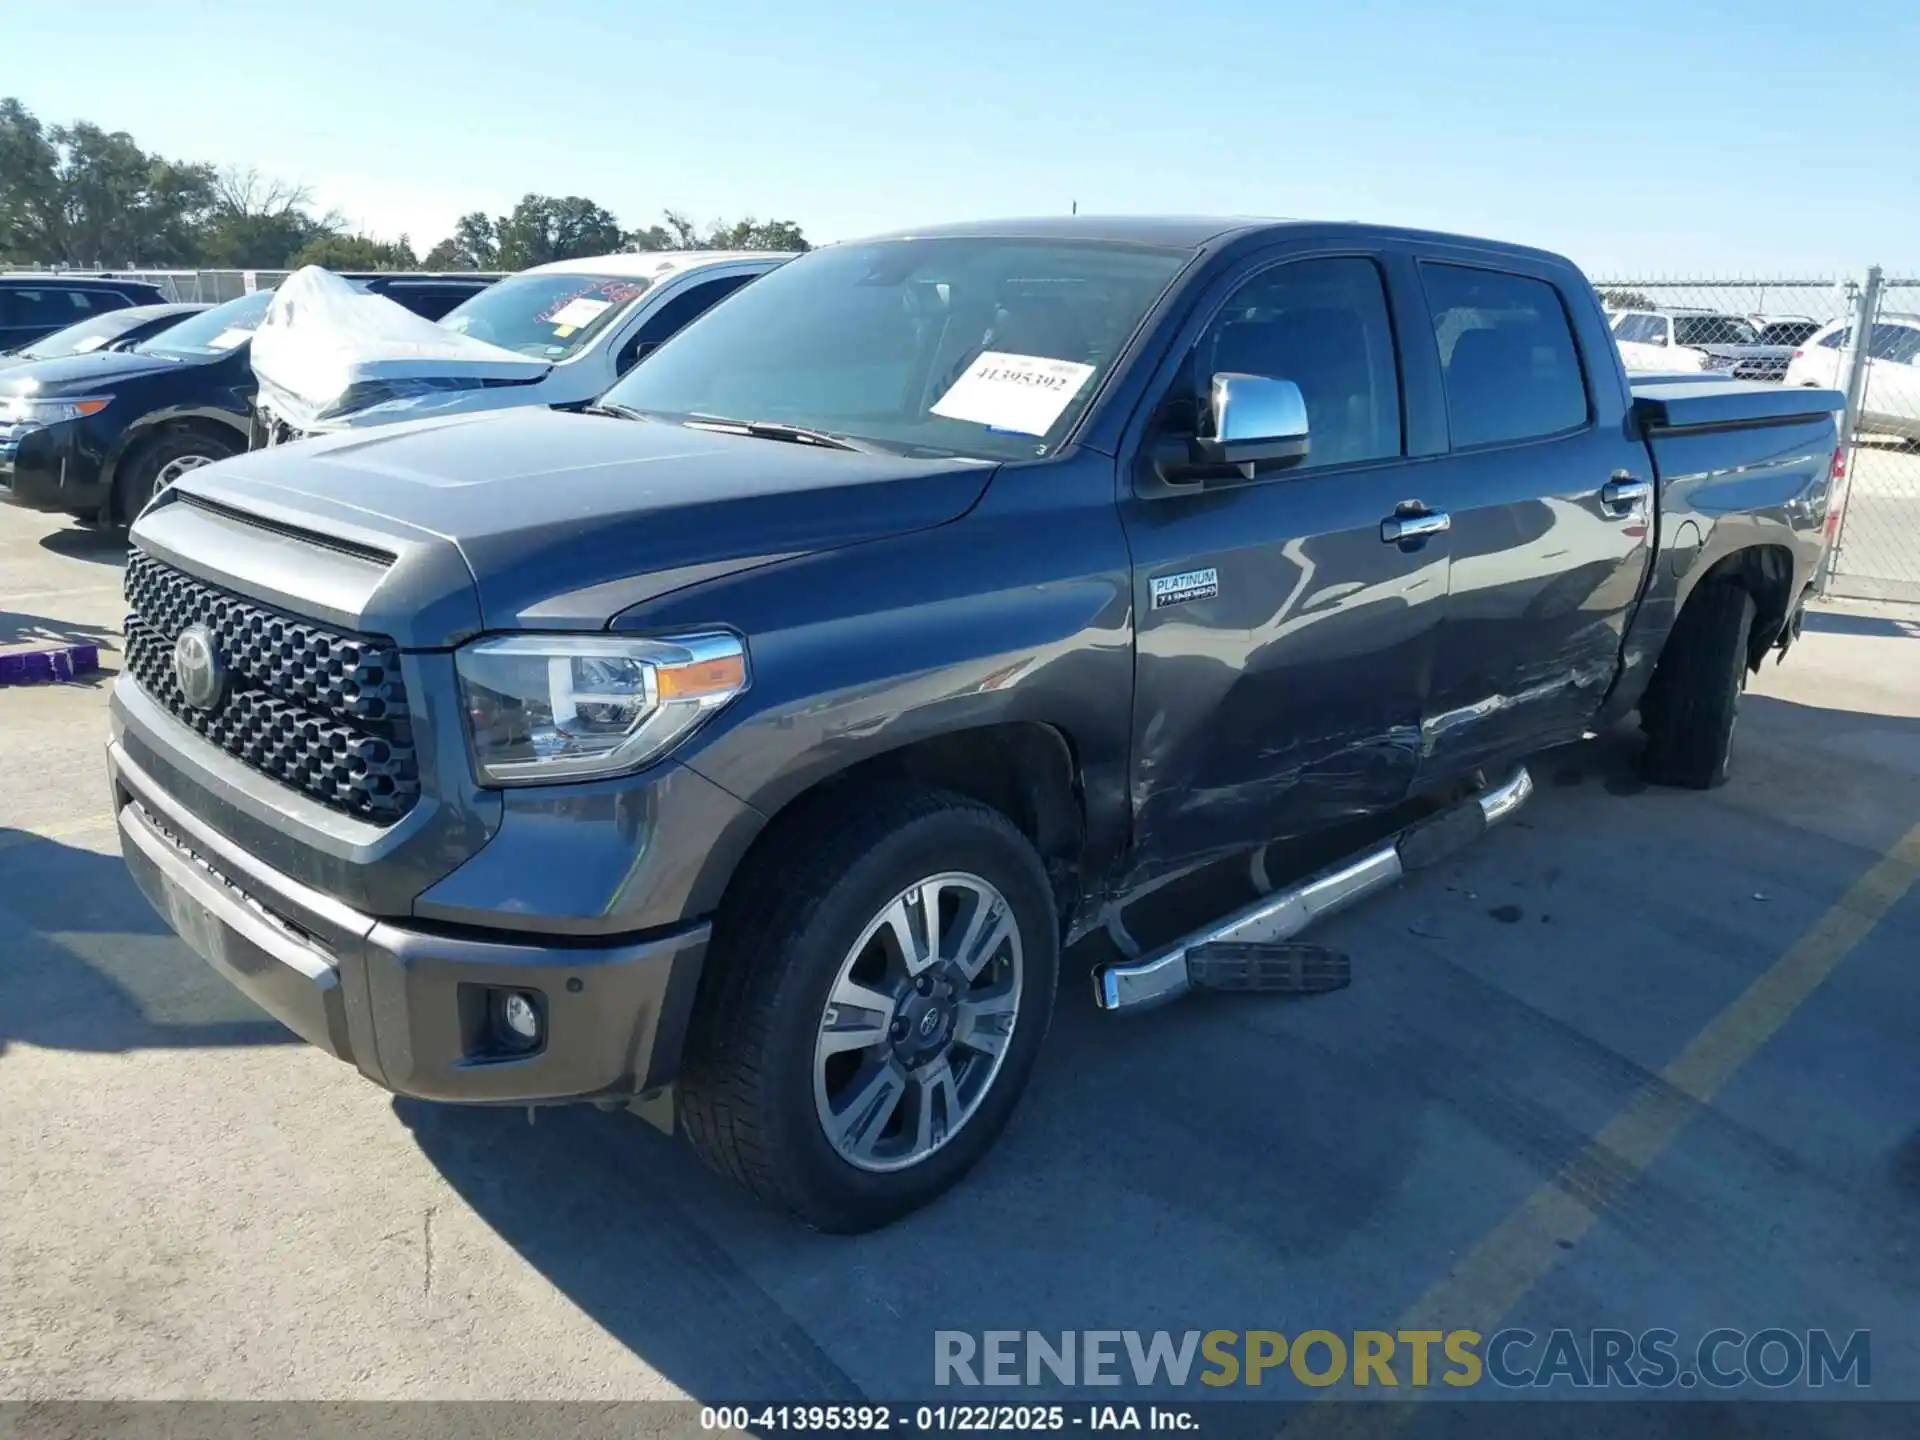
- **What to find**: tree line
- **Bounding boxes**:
[0,98,809,272]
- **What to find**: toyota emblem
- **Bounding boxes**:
[172,624,227,711]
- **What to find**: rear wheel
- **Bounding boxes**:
[679,786,1059,1232]
[1640,580,1756,789]
[114,430,237,525]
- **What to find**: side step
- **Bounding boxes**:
[1187,942,1351,994]
[1092,766,1533,1012]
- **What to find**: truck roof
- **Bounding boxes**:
[849,215,1575,264]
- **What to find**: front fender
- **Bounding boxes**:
[100,402,253,498]
[613,455,1138,874]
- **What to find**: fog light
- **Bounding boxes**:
[499,991,541,1047]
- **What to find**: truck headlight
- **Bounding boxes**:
[455,632,748,785]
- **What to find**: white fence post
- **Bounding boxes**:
[1819,265,1883,597]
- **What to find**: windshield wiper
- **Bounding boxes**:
[681,416,866,452]
[580,400,650,420]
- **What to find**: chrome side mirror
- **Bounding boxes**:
[1157,374,1310,486]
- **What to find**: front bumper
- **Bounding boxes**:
[0,417,106,516]
[109,736,710,1103]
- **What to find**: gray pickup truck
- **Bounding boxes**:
[109,218,1843,1232]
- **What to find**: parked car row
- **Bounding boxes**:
[250,249,789,443]
[1606,301,1920,443]
[0,272,499,525]
[1608,306,1819,381]
[2,251,798,526]
[95,214,1845,1231]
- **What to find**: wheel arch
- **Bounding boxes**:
[104,412,251,523]
[707,721,1090,938]
[1689,542,1800,670]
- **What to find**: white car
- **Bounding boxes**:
[1783,312,1920,442]
[1609,308,1771,375]
[251,250,791,440]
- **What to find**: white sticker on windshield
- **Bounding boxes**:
[931,351,1096,436]
[546,297,613,330]
[71,335,110,353]
[207,327,255,350]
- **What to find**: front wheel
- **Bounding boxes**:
[114,430,236,525]
[680,787,1059,1232]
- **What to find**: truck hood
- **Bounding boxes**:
[161,407,995,638]
[0,348,183,395]
[250,265,548,431]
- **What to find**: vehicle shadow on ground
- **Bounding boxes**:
[0,828,297,1059]
[400,699,1920,1404]
[37,526,129,565]
[0,605,119,653]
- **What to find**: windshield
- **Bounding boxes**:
[138,291,274,357]
[1757,320,1820,347]
[439,272,647,360]
[1673,315,1758,347]
[600,237,1192,460]
[19,309,145,359]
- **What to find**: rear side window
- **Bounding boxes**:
[1422,264,1589,449]
[2,286,108,327]
[1613,313,1661,344]
[1190,256,1403,469]
[618,273,758,373]
[1674,314,1758,347]
[1869,323,1920,365]
[61,287,129,316]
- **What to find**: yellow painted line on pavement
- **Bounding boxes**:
[1288,818,1920,1436]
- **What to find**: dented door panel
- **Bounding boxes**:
[1120,465,1449,887]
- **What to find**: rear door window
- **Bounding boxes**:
[1673,315,1759,347]
[1421,263,1589,449]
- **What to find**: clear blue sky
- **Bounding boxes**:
[10,0,1915,276]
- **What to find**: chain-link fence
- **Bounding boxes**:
[1594,271,1920,604]
[0,264,289,303]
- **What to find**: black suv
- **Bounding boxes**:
[0,275,170,352]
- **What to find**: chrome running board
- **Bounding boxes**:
[1092,766,1534,1012]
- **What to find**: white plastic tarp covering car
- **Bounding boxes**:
[250,266,547,431]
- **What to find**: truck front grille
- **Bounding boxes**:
[123,549,421,824]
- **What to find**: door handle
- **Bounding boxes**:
[1601,474,1652,515]
[1380,509,1450,543]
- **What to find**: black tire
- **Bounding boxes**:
[1639,580,1756,789]
[679,785,1059,1232]
[113,429,238,525]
